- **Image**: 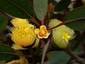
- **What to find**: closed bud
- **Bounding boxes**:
[49,19,75,48]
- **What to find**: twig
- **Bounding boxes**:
[48,17,85,30]
[0,9,14,19]
[65,47,85,64]
[29,17,40,26]
[41,39,50,64]
[48,22,64,30]
[65,17,85,23]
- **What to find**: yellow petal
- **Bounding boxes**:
[12,44,26,50]
[32,38,40,48]
[11,17,29,28]
[36,25,50,39]
[11,27,36,47]
[35,29,40,35]
[48,19,62,28]
[40,25,47,30]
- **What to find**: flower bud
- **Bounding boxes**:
[49,19,75,48]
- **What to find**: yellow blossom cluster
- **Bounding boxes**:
[10,17,75,49]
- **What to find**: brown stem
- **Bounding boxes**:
[48,23,64,30]
[30,17,40,26]
[0,52,18,56]
[65,48,85,64]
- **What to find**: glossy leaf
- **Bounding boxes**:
[47,51,70,64]
[0,0,33,18]
[0,44,14,52]
[0,53,19,62]
[65,6,85,20]
[64,6,85,31]
[66,21,85,31]
[33,0,48,20]
[0,44,19,62]
[55,0,70,11]
[10,0,34,18]
[0,15,8,31]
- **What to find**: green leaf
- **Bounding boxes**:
[33,0,48,20]
[0,0,33,18]
[0,44,19,62]
[66,21,85,31]
[0,15,8,31]
[65,6,85,20]
[0,44,14,52]
[47,51,70,64]
[55,0,70,11]
[0,53,19,62]
[10,0,34,18]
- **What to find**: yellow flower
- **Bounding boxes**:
[11,18,36,50]
[49,19,75,48]
[35,25,50,39]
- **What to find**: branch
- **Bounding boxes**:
[41,39,50,64]
[48,17,85,30]
[65,47,85,64]
[0,9,14,19]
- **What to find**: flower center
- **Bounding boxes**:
[63,32,71,42]
[35,25,50,39]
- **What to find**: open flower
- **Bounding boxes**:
[11,18,36,50]
[35,25,50,39]
[49,19,75,48]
